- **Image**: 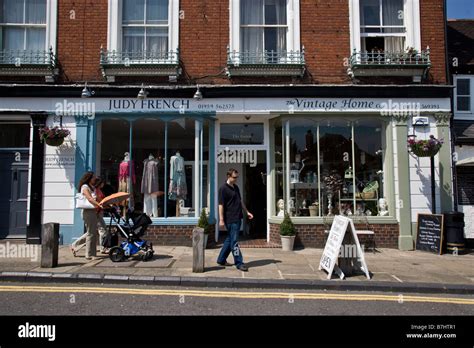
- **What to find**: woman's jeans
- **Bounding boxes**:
[217,221,243,267]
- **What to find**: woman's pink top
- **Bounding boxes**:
[118,161,136,184]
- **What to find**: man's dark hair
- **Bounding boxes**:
[226,168,238,177]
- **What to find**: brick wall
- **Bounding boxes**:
[46,0,446,85]
[270,223,399,248]
[145,224,215,247]
[57,0,107,82]
[420,0,447,84]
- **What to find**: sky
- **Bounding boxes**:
[447,0,474,19]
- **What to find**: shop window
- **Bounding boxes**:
[278,118,387,218]
[456,78,471,112]
[98,117,209,220]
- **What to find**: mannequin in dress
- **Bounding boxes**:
[169,151,187,216]
[118,152,136,215]
[141,154,159,217]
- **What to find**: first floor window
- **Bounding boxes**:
[240,0,288,62]
[98,117,209,219]
[360,0,405,53]
[122,0,169,58]
[456,78,471,112]
[0,0,47,51]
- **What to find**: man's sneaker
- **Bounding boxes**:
[236,264,248,272]
[217,261,233,266]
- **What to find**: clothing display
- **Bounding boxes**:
[142,156,160,217]
[118,160,136,189]
[168,152,187,201]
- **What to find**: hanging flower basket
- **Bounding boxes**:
[39,126,70,147]
[407,135,443,157]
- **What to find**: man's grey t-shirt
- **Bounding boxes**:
[218,182,243,224]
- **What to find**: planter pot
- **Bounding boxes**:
[281,235,295,251]
[309,206,319,216]
[44,137,65,147]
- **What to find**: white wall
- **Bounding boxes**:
[40,116,76,225]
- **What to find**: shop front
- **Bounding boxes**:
[0,89,453,250]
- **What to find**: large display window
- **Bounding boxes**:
[98,117,209,219]
[275,117,387,218]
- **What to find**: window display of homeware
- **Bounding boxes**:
[39,126,70,146]
[323,171,343,216]
[407,135,443,157]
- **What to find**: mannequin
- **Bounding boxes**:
[118,152,136,215]
[169,151,187,216]
[378,198,389,216]
[141,154,159,217]
[277,199,285,217]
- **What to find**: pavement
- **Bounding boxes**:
[0,240,473,294]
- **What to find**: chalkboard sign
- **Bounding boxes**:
[415,214,444,255]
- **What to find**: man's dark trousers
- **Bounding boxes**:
[217,221,243,266]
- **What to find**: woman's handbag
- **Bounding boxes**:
[75,192,95,209]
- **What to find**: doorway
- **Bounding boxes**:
[0,150,29,238]
[217,150,267,240]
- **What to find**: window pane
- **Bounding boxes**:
[354,120,385,216]
[146,28,168,53]
[146,0,168,24]
[382,0,403,26]
[360,0,380,26]
[273,119,284,216]
[99,119,132,214]
[265,0,286,25]
[25,0,46,24]
[26,28,45,50]
[3,0,23,23]
[220,123,264,145]
[241,0,264,25]
[123,27,145,53]
[3,27,24,50]
[240,27,263,54]
[457,97,470,111]
[289,119,319,217]
[167,118,196,217]
[264,27,287,53]
[457,79,470,96]
[123,0,145,24]
[319,120,352,216]
[132,119,165,218]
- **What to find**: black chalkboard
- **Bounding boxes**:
[415,214,444,255]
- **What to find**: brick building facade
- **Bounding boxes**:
[0,0,453,250]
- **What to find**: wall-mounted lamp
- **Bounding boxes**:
[137,84,149,100]
[193,86,203,100]
[81,82,94,98]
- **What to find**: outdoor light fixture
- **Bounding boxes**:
[81,82,94,98]
[137,84,148,100]
[193,86,203,100]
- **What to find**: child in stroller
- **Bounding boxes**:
[105,206,154,262]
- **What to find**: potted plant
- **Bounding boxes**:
[39,126,70,147]
[280,212,296,251]
[407,135,443,157]
[197,208,210,248]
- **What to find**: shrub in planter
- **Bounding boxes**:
[197,208,210,247]
[280,212,296,251]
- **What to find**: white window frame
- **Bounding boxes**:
[229,0,300,55]
[349,0,420,54]
[108,0,179,55]
[0,0,57,53]
[454,75,473,115]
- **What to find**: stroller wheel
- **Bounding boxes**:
[109,246,125,262]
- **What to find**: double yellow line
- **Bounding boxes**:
[0,285,473,305]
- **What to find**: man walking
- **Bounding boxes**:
[217,168,253,271]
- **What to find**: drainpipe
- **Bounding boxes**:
[444,0,458,212]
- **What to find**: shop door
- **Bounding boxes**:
[0,150,29,238]
[243,162,267,239]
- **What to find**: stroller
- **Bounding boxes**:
[105,207,154,262]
